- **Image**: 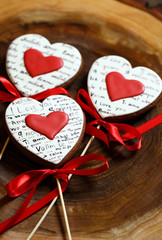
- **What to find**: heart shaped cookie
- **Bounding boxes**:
[88,55,161,121]
[6,34,82,96]
[5,95,85,167]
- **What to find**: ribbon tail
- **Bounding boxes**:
[0,186,36,234]
[0,181,68,234]
[0,170,52,234]
[122,114,162,141]
[137,114,162,134]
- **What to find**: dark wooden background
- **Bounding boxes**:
[0,0,161,239]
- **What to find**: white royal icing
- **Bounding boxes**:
[88,55,161,119]
[5,95,84,165]
[6,34,82,96]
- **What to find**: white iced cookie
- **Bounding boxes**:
[88,55,161,121]
[5,95,85,167]
[6,34,82,96]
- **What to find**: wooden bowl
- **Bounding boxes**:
[0,0,161,239]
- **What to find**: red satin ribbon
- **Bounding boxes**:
[0,154,108,234]
[76,89,162,151]
[0,76,70,102]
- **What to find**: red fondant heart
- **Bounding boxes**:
[24,49,64,77]
[25,111,69,140]
[106,72,145,101]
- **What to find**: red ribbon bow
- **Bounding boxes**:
[0,76,70,102]
[0,154,108,234]
[76,89,162,151]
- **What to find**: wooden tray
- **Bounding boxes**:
[0,0,161,239]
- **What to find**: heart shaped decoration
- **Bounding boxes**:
[5,95,85,167]
[88,55,161,121]
[24,49,64,77]
[25,112,69,140]
[106,72,145,101]
[6,34,82,96]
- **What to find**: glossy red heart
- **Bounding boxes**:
[24,49,64,77]
[106,72,145,101]
[25,111,69,140]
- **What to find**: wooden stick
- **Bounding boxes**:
[0,137,10,160]
[56,178,72,240]
[27,126,99,239]
[26,197,58,240]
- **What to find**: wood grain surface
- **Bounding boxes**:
[0,0,161,239]
[119,0,162,20]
